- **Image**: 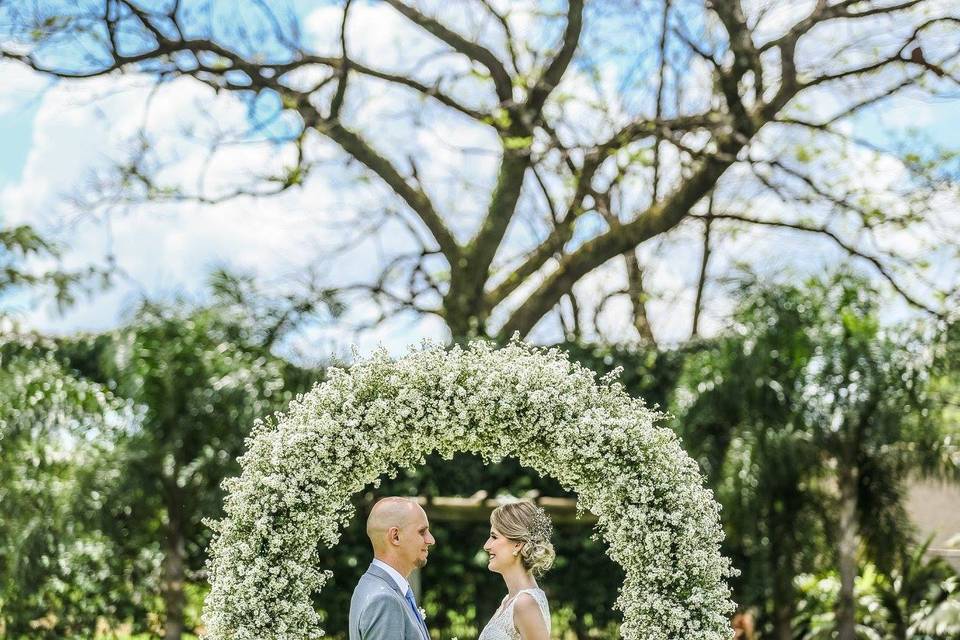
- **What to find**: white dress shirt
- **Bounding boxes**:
[372,558,411,595]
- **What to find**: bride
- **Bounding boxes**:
[478,501,554,640]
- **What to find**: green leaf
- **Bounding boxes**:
[503,136,533,150]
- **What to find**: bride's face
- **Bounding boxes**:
[483,526,522,574]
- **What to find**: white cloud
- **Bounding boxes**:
[871,94,938,129]
[0,61,51,116]
[3,1,956,359]
[0,69,421,350]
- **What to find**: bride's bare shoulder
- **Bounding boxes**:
[513,593,549,639]
[514,592,539,610]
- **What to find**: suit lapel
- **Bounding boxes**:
[364,563,427,640]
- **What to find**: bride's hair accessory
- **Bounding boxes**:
[526,504,554,544]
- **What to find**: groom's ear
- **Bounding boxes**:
[388,526,401,545]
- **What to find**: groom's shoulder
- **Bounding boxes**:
[355,567,397,596]
[353,573,405,617]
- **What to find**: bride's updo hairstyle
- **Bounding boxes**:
[490,501,555,576]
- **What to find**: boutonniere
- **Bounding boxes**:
[418,607,427,620]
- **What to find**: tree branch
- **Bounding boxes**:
[691,194,714,339]
[652,0,672,204]
[382,0,513,103]
[315,118,461,262]
[526,0,584,118]
[498,135,745,338]
[758,0,926,54]
[328,0,353,120]
[286,55,491,122]
[708,0,764,103]
[623,248,657,346]
[695,212,944,318]
[486,109,732,313]
[457,0,584,309]
[477,0,522,75]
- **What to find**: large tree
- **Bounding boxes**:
[51,271,330,640]
[1,225,142,637]
[1,0,957,342]
[0,337,134,637]
[673,273,960,640]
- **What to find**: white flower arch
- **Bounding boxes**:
[203,340,734,640]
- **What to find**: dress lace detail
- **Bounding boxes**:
[478,588,550,640]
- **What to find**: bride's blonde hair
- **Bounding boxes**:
[490,501,555,576]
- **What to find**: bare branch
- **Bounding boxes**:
[758,0,927,54]
[499,134,746,338]
[486,107,737,316]
[382,0,514,103]
[451,1,585,318]
[691,194,714,339]
[316,119,461,262]
[708,0,764,108]
[564,292,582,341]
[694,212,944,318]
[3,0,954,342]
[285,55,491,122]
[594,169,657,346]
[477,0,522,75]
[328,0,353,120]
[774,74,920,130]
[526,0,584,118]
[623,249,657,346]
[116,0,169,46]
[652,0,672,204]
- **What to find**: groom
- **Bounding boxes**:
[349,497,436,640]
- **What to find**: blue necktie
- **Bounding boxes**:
[404,588,429,640]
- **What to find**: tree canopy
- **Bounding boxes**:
[2,0,957,342]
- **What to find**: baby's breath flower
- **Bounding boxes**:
[203,338,735,640]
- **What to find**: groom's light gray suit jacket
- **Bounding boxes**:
[349,563,426,640]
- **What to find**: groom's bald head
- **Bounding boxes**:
[367,497,418,550]
[366,497,434,574]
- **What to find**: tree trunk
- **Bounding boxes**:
[892,612,908,640]
[836,467,859,640]
[443,267,488,342]
[691,202,713,338]
[623,249,657,346]
[770,543,795,640]
[163,483,187,640]
[771,603,793,640]
[573,613,589,640]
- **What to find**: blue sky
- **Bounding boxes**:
[2,1,958,359]
[855,97,960,150]
[0,100,37,188]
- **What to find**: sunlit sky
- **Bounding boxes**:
[1,1,958,363]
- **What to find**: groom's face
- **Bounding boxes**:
[398,506,435,569]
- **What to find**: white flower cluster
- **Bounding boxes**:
[202,338,735,640]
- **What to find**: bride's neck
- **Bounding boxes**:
[502,567,537,596]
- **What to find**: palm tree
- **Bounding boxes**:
[674,272,960,640]
[675,281,827,640]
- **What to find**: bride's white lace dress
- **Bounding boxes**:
[478,587,551,640]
